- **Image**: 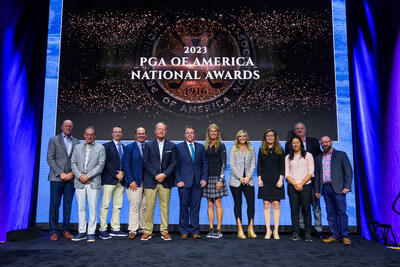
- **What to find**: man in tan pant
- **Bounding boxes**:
[122,127,147,239]
[141,122,177,241]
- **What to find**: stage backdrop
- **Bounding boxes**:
[37,0,355,227]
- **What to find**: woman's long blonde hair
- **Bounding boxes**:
[205,123,222,151]
[234,130,253,154]
[260,129,283,155]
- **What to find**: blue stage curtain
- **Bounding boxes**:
[0,0,49,241]
[348,0,400,242]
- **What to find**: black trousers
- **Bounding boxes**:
[230,185,255,224]
[287,183,312,234]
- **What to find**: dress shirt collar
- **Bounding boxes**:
[323,148,334,156]
[113,139,122,148]
[85,141,94,147]
[186,140,195,146]
[62,132,72,140]
[186,141,195,151]
[157,138,165,144]
[136,140,145,154]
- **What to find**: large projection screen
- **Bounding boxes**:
[38,0,355,227]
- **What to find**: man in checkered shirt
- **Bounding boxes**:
[314,136,353,245]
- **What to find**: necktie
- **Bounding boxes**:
[141,143,145,155]
[189,143,195,162]
[118,143,123,170]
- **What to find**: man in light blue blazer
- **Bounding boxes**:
[175,126,208,239]
[71,126,106,242]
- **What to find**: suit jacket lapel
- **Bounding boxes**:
[161,139,168,164]
[133,142,142,158]
[194,142,201,162]
[85,143,96,167]
[330,149,336,173]
[154,140,161,165]
[184,142,192,162]
[58,134,68,156]
[111,140,119,162]
[81,144,87,168]
[69,137,78,158]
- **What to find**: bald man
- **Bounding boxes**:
[47,120,80,241]
[315,136,352,245]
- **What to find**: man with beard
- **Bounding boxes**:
[314,136,352,245]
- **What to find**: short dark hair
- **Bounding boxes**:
[112,126,123,132]
[135,127,146,134]
[184,125,195,133]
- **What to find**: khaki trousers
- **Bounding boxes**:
[144,184,171,234]
[99,183,125,232]
[126,185,146,234]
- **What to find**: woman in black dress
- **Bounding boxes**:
[203,123,228,238]
[257,129,285,239]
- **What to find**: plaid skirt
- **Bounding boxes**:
[203,176,228,199]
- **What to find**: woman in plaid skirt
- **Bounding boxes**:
[203,124,228,238]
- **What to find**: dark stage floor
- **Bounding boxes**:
[1,232,400,266]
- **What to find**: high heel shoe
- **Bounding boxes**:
[247,228,257,239]
[273,232,280,240]
[264,230,272,240]
[237,229,246,239]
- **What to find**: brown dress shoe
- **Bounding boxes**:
[322,236,339,243]
[141,233,151,241]
[343,238,352,245]
[62,232,74,239]
[50,234,58,241]
[180,234,188,240]
[128,233,136,239]
[192,234,201,239]
[161,232,172,241]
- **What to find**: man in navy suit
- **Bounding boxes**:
[99,126,127,239]
[141,122,177,241]
[122,127,147,239]
[176,126,208,239]
[315,136,353,245]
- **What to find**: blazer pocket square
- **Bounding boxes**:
[166,150,172,153]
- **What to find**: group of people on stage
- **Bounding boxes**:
[47,120,353,245]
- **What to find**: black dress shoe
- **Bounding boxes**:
[315,231,323,239]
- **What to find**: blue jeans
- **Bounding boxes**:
[323,184,350,239]
[49,181,75,235]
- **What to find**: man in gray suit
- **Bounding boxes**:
[47,119,80,241]
[71,126,106,242]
